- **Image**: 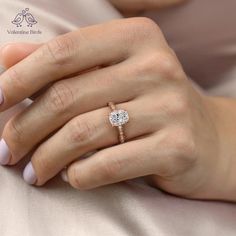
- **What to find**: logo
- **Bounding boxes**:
[11,8,37,27]
[7,8,42,35]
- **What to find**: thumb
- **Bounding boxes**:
[0,42,41,68]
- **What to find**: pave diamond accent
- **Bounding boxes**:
[109,109,129,127]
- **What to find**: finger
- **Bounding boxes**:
[64,124,192,190]
[64,123,194,190]
[60,151,97,182]
[0,43,49,101]
[0,18,159,111]
[0,43,41,68]
[22,101,155,185]
[110,0,186,13]
[65,137,158,190]
[2,59,150,166]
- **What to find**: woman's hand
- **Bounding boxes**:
[0,17,234,201]
[109,0,187,15]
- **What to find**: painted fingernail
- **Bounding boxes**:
[0,139,11,165]
[61,169,69,182]
[23,162,37,185]
[0,86,4,105]
[0,65,5,105]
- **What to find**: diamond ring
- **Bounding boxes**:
[108,102,129,144]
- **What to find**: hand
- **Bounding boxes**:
[0,18,233,201]
[109,0,187,15]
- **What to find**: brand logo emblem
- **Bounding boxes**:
[12,8,37,27]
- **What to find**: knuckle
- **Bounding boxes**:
[134,53,161,77]
[3,118,22,147]
[4,118,22,143]
[67,117,96,144]
[122,17,161,45]
[6,67,28,96]
[168,127,196,164]
[132,52,184,88]
[164,92,189,117]
[43,81,74,114]
[43,34,75,65]
[128,17,161,36]
[155,52,183,79]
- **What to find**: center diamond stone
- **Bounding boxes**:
[109,109,129,127]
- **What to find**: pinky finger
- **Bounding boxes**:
[60,151,97,182]
[62,137,158,190]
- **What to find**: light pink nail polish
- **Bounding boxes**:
[23,162,37,185]
[0,87,4,105]
[61,170,69,182]
[0,65,5,105]
[0,139,10,165]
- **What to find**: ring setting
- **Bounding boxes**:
[109,109,129,127]
[108,102,129,144]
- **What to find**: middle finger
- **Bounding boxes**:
[1,63,144,165]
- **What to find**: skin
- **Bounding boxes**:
[1,17,236,202]
[109,0,187,15]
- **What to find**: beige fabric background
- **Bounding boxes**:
[0,0,236,236]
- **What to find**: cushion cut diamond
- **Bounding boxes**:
[109,109,129,126]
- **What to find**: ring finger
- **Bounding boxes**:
[23,100,155,185]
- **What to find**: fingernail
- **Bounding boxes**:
[23,162,37,185]
[61,169,69,182]
[0,139,11,165]
[0,86,4,105]
[0,65,5,105]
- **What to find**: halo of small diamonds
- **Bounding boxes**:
[109,109,129,127]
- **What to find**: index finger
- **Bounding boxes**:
[0,18,142,111]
